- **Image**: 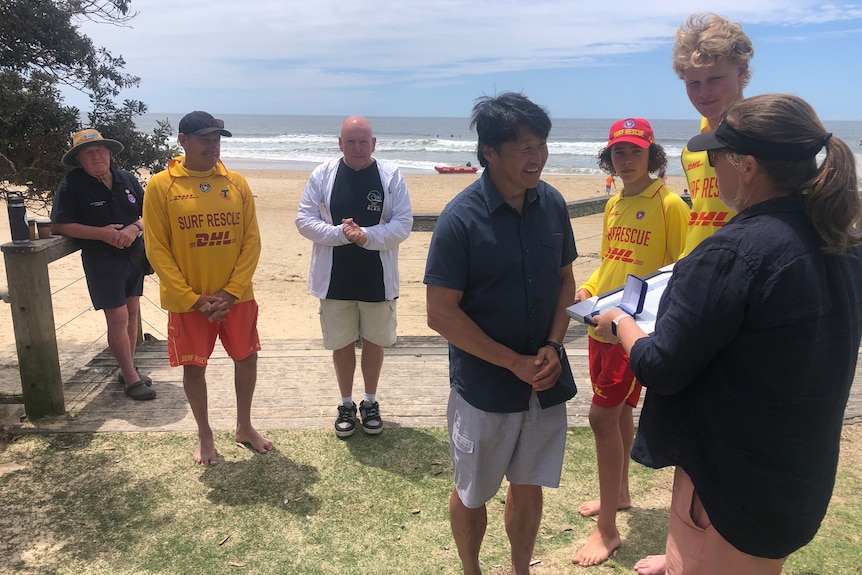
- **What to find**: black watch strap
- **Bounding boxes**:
[544,340,563,360]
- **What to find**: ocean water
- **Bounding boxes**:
[137,113,862,176]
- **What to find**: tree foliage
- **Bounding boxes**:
[0,0,175,205]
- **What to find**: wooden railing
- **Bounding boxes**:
[4,195,677,420]
[411,196,616,232]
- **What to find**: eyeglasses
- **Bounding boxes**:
[208,119,225,129]
[707,149,729,167]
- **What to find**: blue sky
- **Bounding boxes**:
[62,0,862,121]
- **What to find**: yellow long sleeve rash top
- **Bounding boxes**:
[143,157,261,312]
[680,117,737,257]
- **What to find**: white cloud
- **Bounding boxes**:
[62,0,862,117]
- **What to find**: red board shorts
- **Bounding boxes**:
[588,337,642,408]
[167,299,261,367]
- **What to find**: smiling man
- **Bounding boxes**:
[424,92,577,575]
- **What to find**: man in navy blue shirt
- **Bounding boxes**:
[424,92,577,575]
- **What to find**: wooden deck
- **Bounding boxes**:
[11,323,862,433]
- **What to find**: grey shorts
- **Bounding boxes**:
[447,388,568,509]
[319,299,397,350]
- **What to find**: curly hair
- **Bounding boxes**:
[672,13,754,87]
[597,144,668,177]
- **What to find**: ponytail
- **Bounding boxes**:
[726,94,860,253]
[802,136,861,254]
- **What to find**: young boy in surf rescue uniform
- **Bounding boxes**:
[571,118,688,567]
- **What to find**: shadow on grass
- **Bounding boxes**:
[341,427,452,480]
[612,505,671,567]
[199,448,322,515]
[2,434,177,573]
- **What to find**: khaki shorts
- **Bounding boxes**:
[666,467,787,575]
[447,388,567,509]
[319,299,397,350]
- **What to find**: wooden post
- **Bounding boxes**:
[1,236,80,418]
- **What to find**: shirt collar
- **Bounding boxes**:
[734,195,805,222]
[168,156,229,178]
[479,170,540,214]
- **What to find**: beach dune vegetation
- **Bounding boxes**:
[0,0,174,203]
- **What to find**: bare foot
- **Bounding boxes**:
[194,434,219,466]
[634,554,666,575]
[577,498,632,517]
[572,528,621,567]
[235,426,274,455]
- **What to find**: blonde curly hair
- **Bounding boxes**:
[672,13,754,87]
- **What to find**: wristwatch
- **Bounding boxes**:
[611,313,633,336]
[132,221,143,237]
[544,340,564,361]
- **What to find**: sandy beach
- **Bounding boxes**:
[0,169,689,400]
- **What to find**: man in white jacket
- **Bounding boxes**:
[296,116,413,438]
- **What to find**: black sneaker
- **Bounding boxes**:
[359,400,383,435]
[335,402,357,438]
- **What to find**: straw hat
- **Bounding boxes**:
[62,129,124,166]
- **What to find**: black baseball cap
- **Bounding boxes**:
[178,111,232,137]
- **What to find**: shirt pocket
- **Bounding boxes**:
[540,232,563,271]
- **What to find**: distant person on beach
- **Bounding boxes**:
[51,129,156,402]
[144,111,273,466]
[634,13,755,575]
[605,174,615,194]
[571,119,688,567]
[295,116,413,438]
[424,92,577,575]
[594,93,862,575]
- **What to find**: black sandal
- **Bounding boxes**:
[119,368,153,387]
[124,380,157,401]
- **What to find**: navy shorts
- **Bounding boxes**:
[81,251,145,310]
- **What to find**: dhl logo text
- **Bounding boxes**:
[688,212,730,227]
[190,231,236,247]
[602,247,643,265]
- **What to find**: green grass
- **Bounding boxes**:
[1,426,860,574]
